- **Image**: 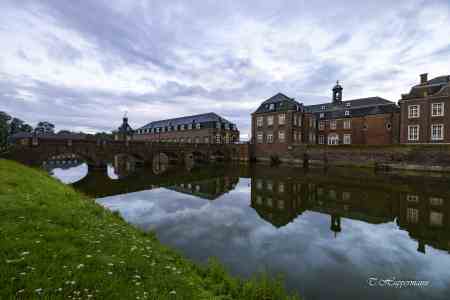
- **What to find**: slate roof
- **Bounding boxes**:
[305,96,399,119]
[402,75,450,99]
[138,112,235,130]
[254,93,304,114]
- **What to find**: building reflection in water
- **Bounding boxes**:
[69,159,450,256]
[250,171,450,254]
[168,176,239,200]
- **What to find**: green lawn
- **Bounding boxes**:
[0,159,299,300]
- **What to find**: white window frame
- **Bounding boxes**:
[408,105,420,118]
[328,133,339,145]
[196,123,201,129]
[256,116,263,127]
[267,115,274,126]
[330,120,337,130]
[256,132,263,144]
[431,102,444,117]
[319,135,325,144]
[267,132,273,143]
[343,119,351,129]
[345,110,350,116]
[319,121,325,131]
[278,114,286,125]
[278,131,285,143]
[343,134,351,144]
[319,113,324,119]
[408,125,420,141]
[431,124,444,141]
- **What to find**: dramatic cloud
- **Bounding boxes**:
[1,0,449,138]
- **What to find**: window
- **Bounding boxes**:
[319,135,325,144]
[278,114,286,125]
[309,133,316,143]
[194,137,200,143]
[204,136,210,143]
[319,113,325,119]
[180,138,185,143]
[293,131,297,142]
[196,123,201,129]
[407,208,419,224]
[293,115,297,125]
[319,121,325,130]
[257,132,263,143]
[328,133,339,145]
[430,211,443,227]
[278,131,285,142]
[408,125,419,141]
[430,197,443,206]
[431,102,444,117]
[408,105,420,118]
[267,197,273,207]
[407,194,419,202]
[386,122,392,130]
[187,137,192,143]
[267,132,273,143]
[343,134,351,144]
[297,115,302,126]
[256,179,263,190]
[256,116,263,127]
[187,124,192,130]
[269,103,275,110]
[278,200,285,210]
[279,182,284,193]
[216,122,221,129]
[267,181,273,191]
[215,134,221,144]
[345,102,351,107]
[256,195,263,205]
[181,124,185,131]
[309,118,314,127]
[431,124,444,140]
[343,119,351,129]
[321,105,327,110]
[345,110,350,116]
[267,115,274,126]
[330,120,337,130]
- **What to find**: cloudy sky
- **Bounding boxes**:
[1,1,449,139]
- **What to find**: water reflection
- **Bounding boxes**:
[52,164,450,300]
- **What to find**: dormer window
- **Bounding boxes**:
[345,110,350,116]
[321,105,327,110]
[269,103,275,110]
[346,102,351,107]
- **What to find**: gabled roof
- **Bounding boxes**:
[305,97,394,113]
[254,93,304,114]
[402,75,450,100]
[138,112,234,130]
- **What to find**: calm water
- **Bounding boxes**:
[48,160,450,300]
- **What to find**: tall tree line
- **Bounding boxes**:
[0,111,33,149]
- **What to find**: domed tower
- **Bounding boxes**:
[332,80,343,104]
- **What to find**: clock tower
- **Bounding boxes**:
[332,80,343,104]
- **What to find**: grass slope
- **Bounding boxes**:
[0,159,299,300]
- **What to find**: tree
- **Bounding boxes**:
[35,121,55,135]
[0,111,12,148]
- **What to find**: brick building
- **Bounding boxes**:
[305,82,400,145]
[251,93,315,160]
[399,73,450,143]
[134,112,239,144]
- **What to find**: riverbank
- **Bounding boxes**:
[0,159,299,300]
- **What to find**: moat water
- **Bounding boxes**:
[47,160,450,300]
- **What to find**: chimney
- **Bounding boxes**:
[420,73,428,84]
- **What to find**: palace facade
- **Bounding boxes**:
[399,73,450,143]
[134,112,239,144]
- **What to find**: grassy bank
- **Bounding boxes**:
[0,159,299,299]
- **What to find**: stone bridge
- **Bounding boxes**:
[5,135,248,169]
